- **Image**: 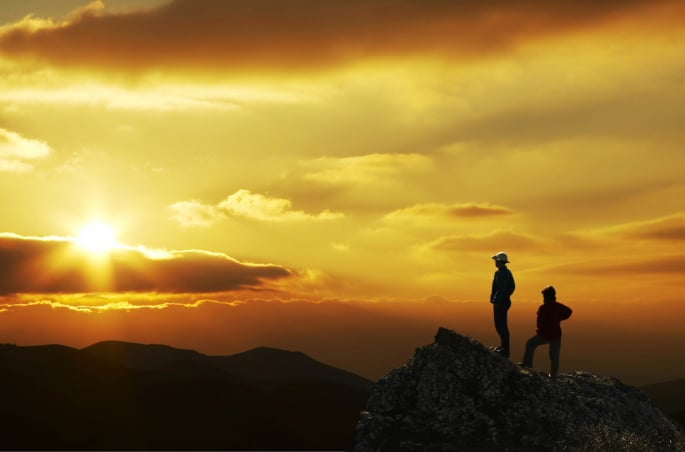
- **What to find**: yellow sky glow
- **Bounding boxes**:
[0,6,682,302]
[0,0,684,383]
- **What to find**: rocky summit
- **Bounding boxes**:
[351,327,685,452]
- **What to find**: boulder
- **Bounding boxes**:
[351,327,685,451]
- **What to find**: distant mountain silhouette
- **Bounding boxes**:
[641,378,685,428]
[81,341,371,390]
[80,341,206,370]
[0,341,372,450]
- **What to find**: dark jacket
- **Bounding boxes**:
[536,301,573,340]
[490,267,515,305]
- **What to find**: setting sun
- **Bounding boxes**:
[76,222,119,253]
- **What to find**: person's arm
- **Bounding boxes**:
[559,304,573,321]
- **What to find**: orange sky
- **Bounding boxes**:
[0,0,684,385]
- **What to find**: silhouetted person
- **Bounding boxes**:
[490,251,515,358]
[518,286,573,380]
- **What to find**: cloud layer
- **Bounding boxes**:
[0,233,291,294]
[0,0,680,72]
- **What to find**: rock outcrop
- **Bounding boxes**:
[351,327,685,451]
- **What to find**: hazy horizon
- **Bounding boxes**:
[1,1,684,390]
[2,295,684,387]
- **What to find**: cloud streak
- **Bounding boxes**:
[384,202,514,225]
[551,254,685,276]
[0,0,679,72]
[427,230,544,254]
[0,233,292,294]
[300,153,433,186]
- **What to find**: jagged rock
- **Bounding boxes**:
[351,327,685,452]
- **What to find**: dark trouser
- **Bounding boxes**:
[521,335,561,379]
[493,302,511,353]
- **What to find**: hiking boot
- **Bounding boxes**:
[517,362,531,369]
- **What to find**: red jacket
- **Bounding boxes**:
[536,301,572,340]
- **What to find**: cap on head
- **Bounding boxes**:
[491,251,510,264]
[542,286,556,300]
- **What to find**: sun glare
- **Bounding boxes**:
[77,222,119,253]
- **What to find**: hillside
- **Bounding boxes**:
[0,341,372,450]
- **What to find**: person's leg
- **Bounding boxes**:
[521,334,547,367]
[549,339,561,380]
[493,303,511,356]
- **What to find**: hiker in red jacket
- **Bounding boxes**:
[518,286,572,380]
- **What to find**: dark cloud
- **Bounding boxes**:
[0,233,291,294]
[446,204,513,218]
[617,213,685,242]
[441,83,685,146]
[613,255,685,274]
[0,0,678,72]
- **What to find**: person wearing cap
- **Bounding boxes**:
[518,286,573,380]
[490,251,515,358]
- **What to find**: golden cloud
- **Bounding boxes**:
[0,128,52,172]
[170,189,343,226]
[0,233,292,294]
[168,200,226,228]
[1,0,679,73]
